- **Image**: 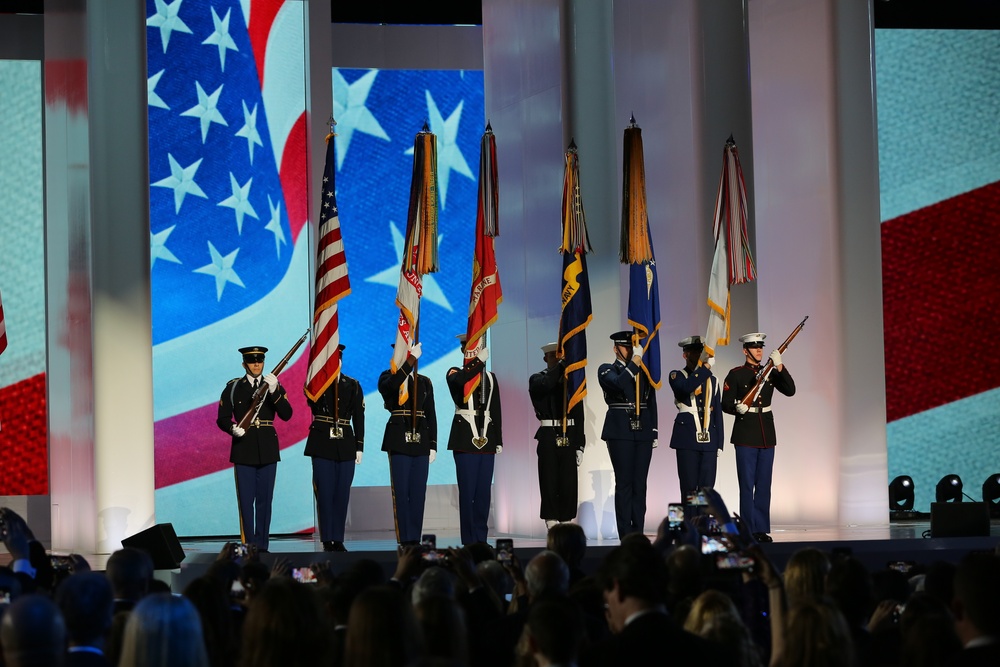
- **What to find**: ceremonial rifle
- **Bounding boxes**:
[739,316,808,408]
[237,330,309,430]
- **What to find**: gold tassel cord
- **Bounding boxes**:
[620,124,652,264]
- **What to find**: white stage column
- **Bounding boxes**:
[748,0,887,526]
[45,1,155,555]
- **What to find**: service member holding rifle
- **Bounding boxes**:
[217,333,304,552]
[722,318,805,543]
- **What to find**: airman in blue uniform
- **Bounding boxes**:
[599,330,658,539]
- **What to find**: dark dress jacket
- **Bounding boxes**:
[304,373,365,461]
[377,357,436,456]
[598,358,658,443]
[217,376,293,465]
[446,357,502,453]
[721,361,795,447]
[528,362,585,451]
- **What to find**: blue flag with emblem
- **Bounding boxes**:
[620,118,661,388]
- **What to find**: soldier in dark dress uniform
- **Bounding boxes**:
[721,332,796,543]
[304,344,365,552]
[216,346,293,552]
[668,336,723,500]
[446,336,502,546]
[377,342,437,547]
[599,330,658,539]
[529,341,585,530]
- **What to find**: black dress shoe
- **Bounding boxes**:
[322,541,335,552]
[753,533,774,543]
[331,541,348,552]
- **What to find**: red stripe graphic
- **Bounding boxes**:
[882,179,1000,422]
[0,373,48,495]
[154,351,312,488]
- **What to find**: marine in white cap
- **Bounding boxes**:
[721,331,796,543]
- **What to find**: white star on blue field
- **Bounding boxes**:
[332,68,486,391]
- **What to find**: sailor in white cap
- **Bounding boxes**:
[667,336,723,500]
[529,341,585,530]
[721,332,796,543]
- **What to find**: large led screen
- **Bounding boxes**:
[148,0,484,536]
[877,28,1000,512]
[0,59,47,496]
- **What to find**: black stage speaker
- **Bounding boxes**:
[930,502,990,538]
[121,523,186,569]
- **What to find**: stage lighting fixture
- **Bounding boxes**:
[888,475,915,512]
[935,474,963,503]
[983,474,1000,517]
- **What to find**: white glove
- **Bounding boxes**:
[735,402,749,415]
[263,373,278,394]
[428,449,436,464]
[495,445,503,454]
[231,425,245,438]
[409,342,422,360]
[632,345,643,360]
[769,350,782,367]
[355,451,363,465]
[575,450,583,467]
[652,439,658,449]
[476,347,489,363]
[700,353,713,369]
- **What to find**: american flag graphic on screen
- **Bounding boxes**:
[147,0,483,536]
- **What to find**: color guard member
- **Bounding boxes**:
[722,332,796,543]
[216,346,292,552]
[529,342,584,530]
[446,336,502,545]
[668,336,723,500]
[304,344,365,552]
[599,330,658,539]
[378,342,437,547]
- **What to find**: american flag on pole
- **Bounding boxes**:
[462,123,502,402]
[704,136,755,359]
[558,141,593,413]
[620,118,661,388]
[305,126,352,401]
[391,126,439,404]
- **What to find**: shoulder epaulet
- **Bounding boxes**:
[730,366,744,372]
[226,377,241,385]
